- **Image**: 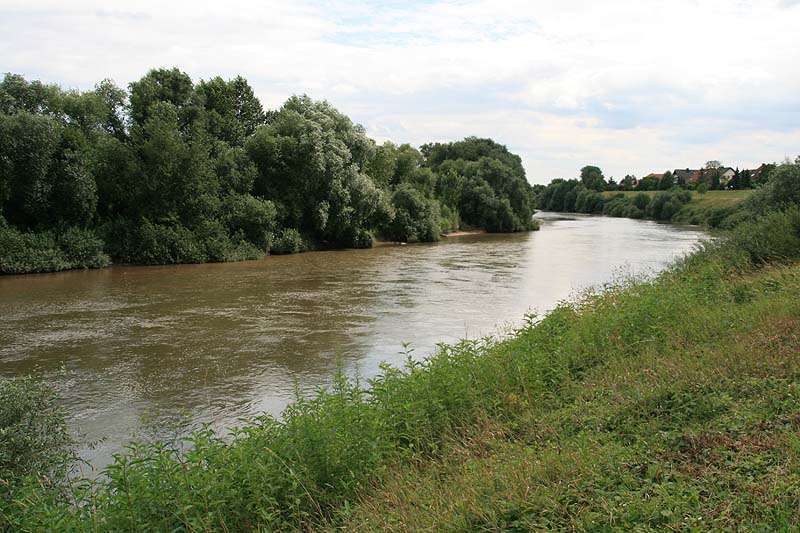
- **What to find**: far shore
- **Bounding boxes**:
[441,229,487,237]
[374,229,487,246]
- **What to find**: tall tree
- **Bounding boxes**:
[580,165,605,189]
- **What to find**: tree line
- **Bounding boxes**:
[0,69,537,274]
[534,161,797,227]
[550,163,777,194]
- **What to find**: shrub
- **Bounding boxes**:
[0,226,66,274]
[57,226,110,268]
[135,220,207,264]
[386,185,441,242]
[744,163,800,213]
[220,194,276,250]
[0,379,73,500]
[632,193,650,210]
[439,203,460,233]
[271,228,306,254]
[727,206,800,264]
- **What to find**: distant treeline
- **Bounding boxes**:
[547,164,774,194]
[0,70,537,274]
[536,181,697,222]
[534,161,798,228]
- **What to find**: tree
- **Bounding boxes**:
[705,160,721,170]
[384,184,441,242]
[740,169,752,189]
[129,68,197,128]
[621,175,635,191]
[423,138,534,231]
[580,165,605,188]
[728,168,739,190]
[635,177,658,191]
[0,74,60,115]
[709,169,721,190]
[196,75,265,146]
[658,171,674,190]
[246,95,389,247]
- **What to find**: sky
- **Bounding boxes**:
[1,0,799,184]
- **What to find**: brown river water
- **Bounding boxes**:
[0,213,706,470]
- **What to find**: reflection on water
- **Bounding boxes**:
[0,213,706,469]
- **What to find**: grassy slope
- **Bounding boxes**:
[601,190,753,225]
[601,189,752,204]
[339,260,800,531]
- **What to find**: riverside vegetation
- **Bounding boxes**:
[0,70,536,275]
[535,180,757,228]
[1,161,799,530]
[530,160,797,227]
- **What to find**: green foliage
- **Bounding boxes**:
[744,162,800,213]
[0,225,109,274]
[384,184,441,242]
[635,176,659,191]
[271,228,307,254]
[420,138,535,233]
[579,165,605,191]
[56,226,110,267]
[2,72,539,275]
[646,189,691,221]
[0,379,73,505]
[574,188,604,213]
[133,220,207,265]
[246,95,388,248]
[658,171,674,190]
[195,75,265,146]
[726,206,800,264]
[220,193,276,250]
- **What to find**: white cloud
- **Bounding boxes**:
[1,0,798,182]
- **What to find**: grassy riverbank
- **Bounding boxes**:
[538,183,754,228]
[600,189,753,226]
[340,261,800,530]
[2,165,800,531]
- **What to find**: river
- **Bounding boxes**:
[0,213,706,470]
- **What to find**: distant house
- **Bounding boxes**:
[745,164,769,182]
[644,173,665,180]
[674,167,734,186]
[673,168,698,185]
[717,167,735,185]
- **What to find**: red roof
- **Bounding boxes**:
[645,173,665,179]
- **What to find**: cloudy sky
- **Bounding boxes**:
[2,0,799,183]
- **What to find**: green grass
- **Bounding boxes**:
[339,262,800,531]
[602,189,752,209]
[599,190,753,226]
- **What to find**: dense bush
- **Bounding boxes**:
[647,190,691,221]
[57,227,110,268]
[384,184,442,242]
[726,206,800,264]
[744,162,800,213]
[271,228,307,254]
[0,379,73,503]
[0,225,109,274]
